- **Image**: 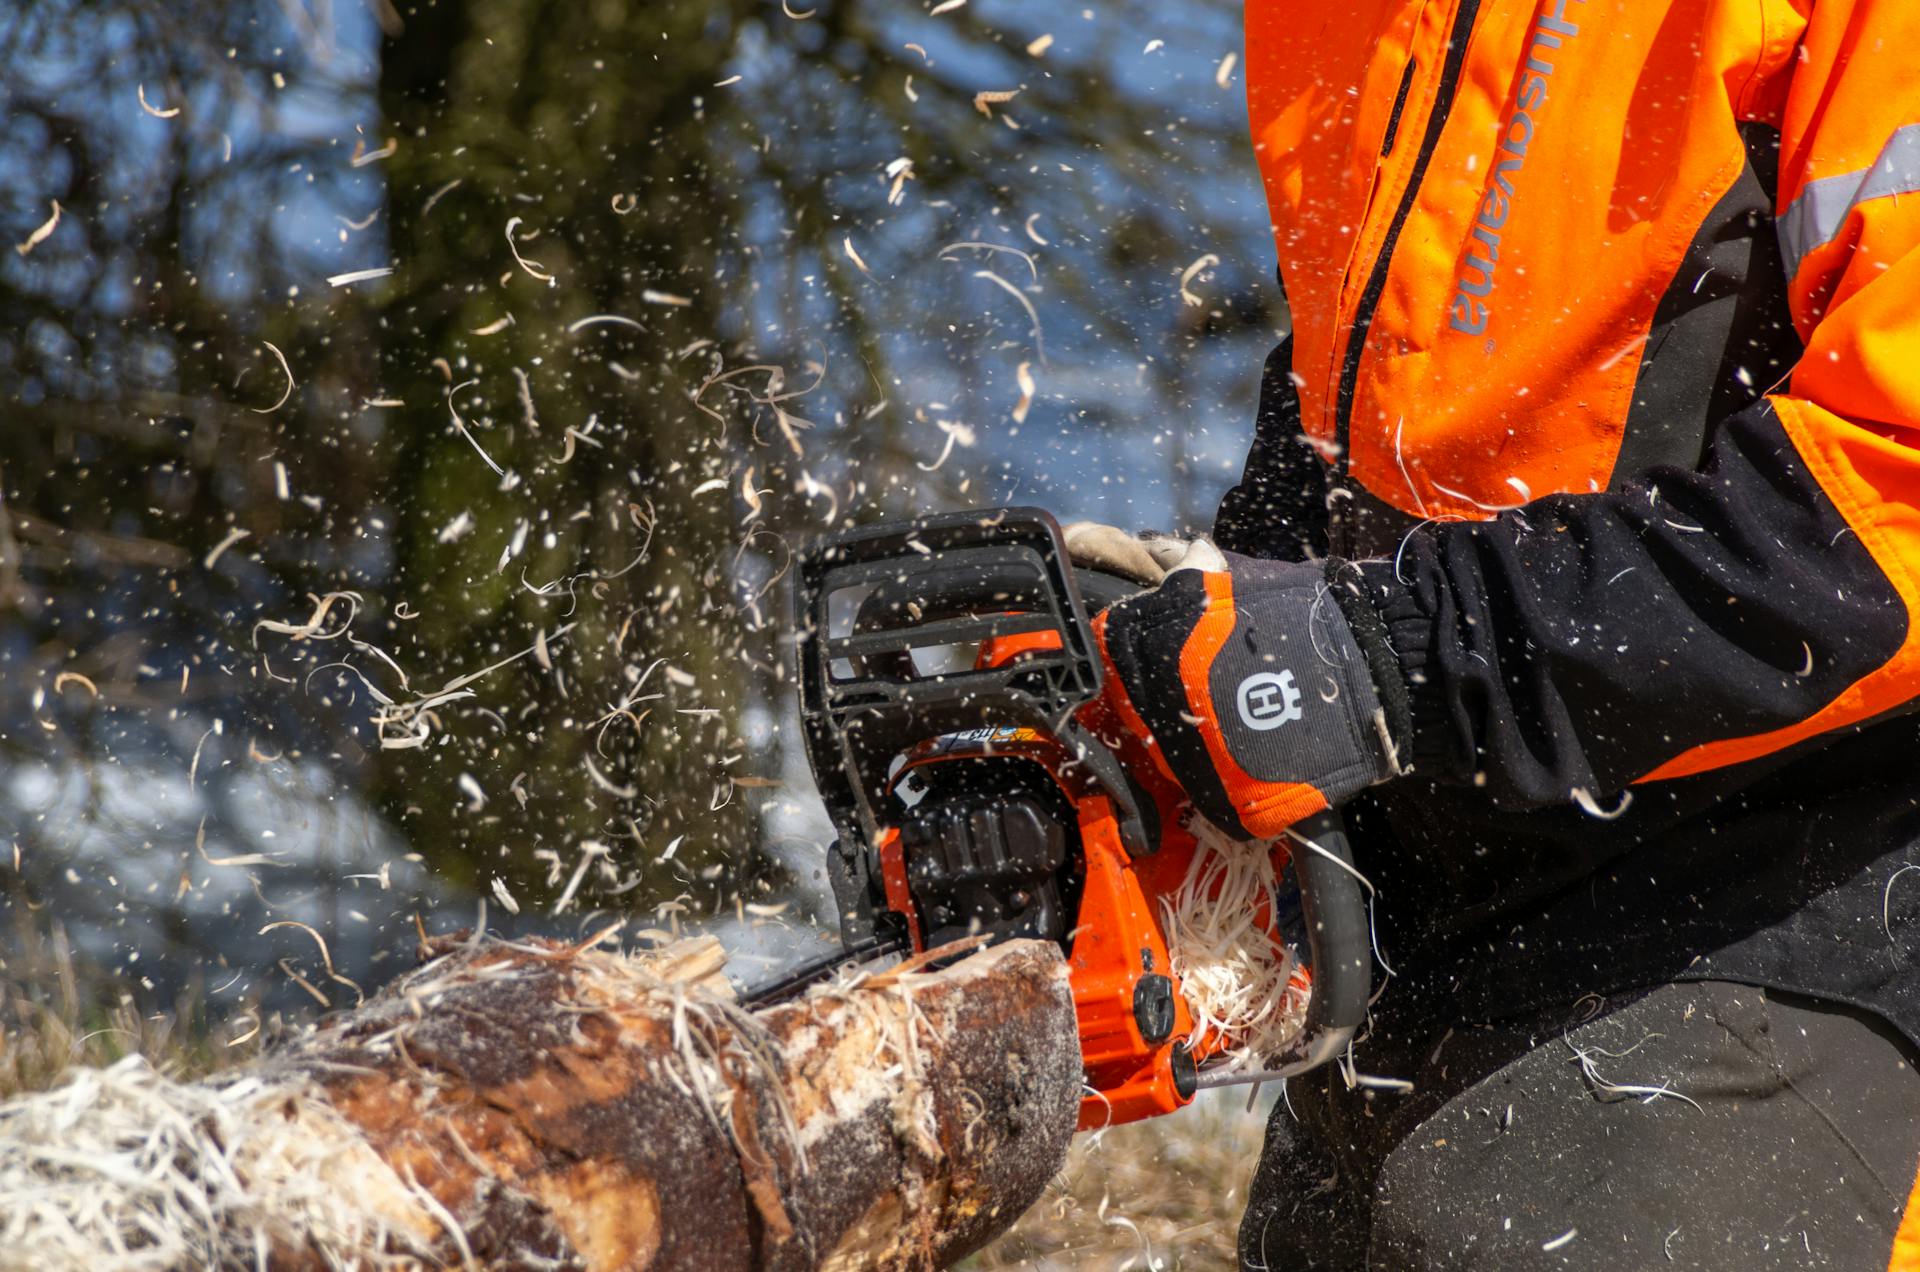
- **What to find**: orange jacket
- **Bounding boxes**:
[1226,4,1920,1260]
[1225,0,1920,794]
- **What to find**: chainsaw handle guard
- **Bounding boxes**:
[798,509,1157,945]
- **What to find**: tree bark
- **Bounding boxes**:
[0,934,1081,1271]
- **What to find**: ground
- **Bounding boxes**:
[970,1088,1272,1271]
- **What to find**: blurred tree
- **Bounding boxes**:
[0,0,1277,989]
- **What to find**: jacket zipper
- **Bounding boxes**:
[1333,0,1484,484]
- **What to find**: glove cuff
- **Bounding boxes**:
[1343,559,1452,778]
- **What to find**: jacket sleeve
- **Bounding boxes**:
[1364,0,1920,808]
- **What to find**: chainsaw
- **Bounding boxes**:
[755,507,1370,1129]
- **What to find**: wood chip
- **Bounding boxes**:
[137,84,180,118]
[203,528,250,569]
[251,341,294,414]
[14,201,59,257]
[973,88,1021,118]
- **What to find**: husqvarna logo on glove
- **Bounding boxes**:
[1236,670,1302,731]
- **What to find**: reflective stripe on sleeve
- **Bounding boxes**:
[1778,123,1920,282]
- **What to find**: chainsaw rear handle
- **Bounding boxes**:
[1275,807,1370,1074]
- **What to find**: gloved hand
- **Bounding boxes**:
[1062,521,1227,587]
[1086,552,1407,841]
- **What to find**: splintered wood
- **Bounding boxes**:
[0,935,1080,1271]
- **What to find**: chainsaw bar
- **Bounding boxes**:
[738,933,911,1009]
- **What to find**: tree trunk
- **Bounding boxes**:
[0,935,1080,1271]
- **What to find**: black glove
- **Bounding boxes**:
[1092,553,1408,839]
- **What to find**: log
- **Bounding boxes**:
[0,932,1081,1270]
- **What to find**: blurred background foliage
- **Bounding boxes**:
[0,0,1281,1027]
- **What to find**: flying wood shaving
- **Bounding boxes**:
[973,269,1047,363]
[371,623,575,750]
[490,877,521,915]
[1564,1039,1703,1111]
[643,289,693,307]
[513,367,540,433]
[327,267,392,287]
[1570,787,1633,820]
[1179,253,1221,307]
[189,720,223,792]
[940,240,1037,283]
[137,84,181,118]
[471,315,514,336]
[196,817,284,868]
[885,157,916,205]
[567,314,645,334]
[741,465,768,520]
[1012,361,1037,424]
[1215,51,1239,87]
[252,341,294,414]
[584,755,637,799]
[917,420,976,472]
[14,201,59,257]
[421,179,461,217]
[260,920,361,999]
[1024,214,1049,246]
[254,591,359,644]
[52,671,98,698]
[1884,863,1920,941]
[552,840,612,915]
[1027,33,1054,57]
[503,216,554,283]
[782,0,816,16]
[930,0,966,13]
[843,236,872,276]
[348,137,397,167]
[798,469,840,524]
[446,379,505,476]
[973,88,1022,118]
[203,528,250,569]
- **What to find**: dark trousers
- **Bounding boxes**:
[1240,981,1920,1270]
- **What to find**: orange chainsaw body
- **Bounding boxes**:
[873,633,1301,1129]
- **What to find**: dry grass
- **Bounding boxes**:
[970,1088,1275,1270]
[0,921,252,1101]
